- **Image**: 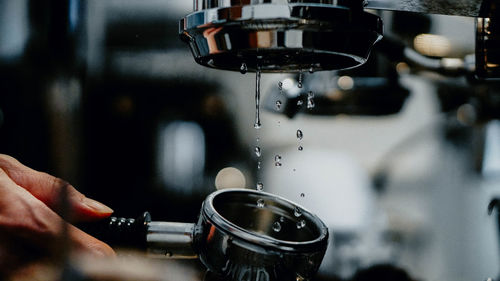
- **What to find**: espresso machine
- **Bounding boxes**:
[175,1,500,280]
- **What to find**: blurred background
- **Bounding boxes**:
[1,0,500,280]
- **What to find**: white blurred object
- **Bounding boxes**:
[158,121,206,195]
[263,147,379,277]
[483,120,500,177]
[0,0,29,61]
[264,147,375,232]
[215,167,246,189]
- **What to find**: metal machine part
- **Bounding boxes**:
[84,189,329,281]
[365,0,485,17]
[476,2,500,80]
[179,0,383,72]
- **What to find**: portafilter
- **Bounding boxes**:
[82,189,329,281]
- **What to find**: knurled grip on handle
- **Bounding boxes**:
[78,212,151,250]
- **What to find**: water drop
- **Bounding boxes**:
[298,72,304,88]
[256,182,264,191]
[275,155,282,167]
[257,199,265,208]
[255,146,261,157]
[280,216,285,223]
[297,100,304,106]
[256,137,260,142]
[294,207,302,217]
[298,146,304,151]
[307,91,315,110]
[309,66,314,74]
[254,71,262,129]
[240,63,248,74]
[278,81,283,90]
[296,220,306,229]
[272,222,282,232]
[300,193,305,198]
[296,130,303,140]
[293,168,297,172]
[275,100,282,110]
[257,161,262,170]
[307,99,315,110]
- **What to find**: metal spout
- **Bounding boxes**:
[180,0,383,73]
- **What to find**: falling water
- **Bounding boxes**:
[275,155,282,167]
[307,91,315,110]
[255,146,262,157]
[276,100,282,110]
[240,63,248,74]
[254,70,262,129]
[297,130,304,151]
[296,130,303,140]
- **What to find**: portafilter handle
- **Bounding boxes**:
[78,212,197,259]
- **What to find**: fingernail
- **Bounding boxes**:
[82,198,114,214]
[93,247,116,258]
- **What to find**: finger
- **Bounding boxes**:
[0,168,59,240]
[0,154,113,221]
[0,169,115,258]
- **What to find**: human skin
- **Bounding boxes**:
[0,154,115,277]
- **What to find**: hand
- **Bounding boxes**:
[0,154,115,277]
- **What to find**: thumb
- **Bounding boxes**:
[0,154,113,221]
